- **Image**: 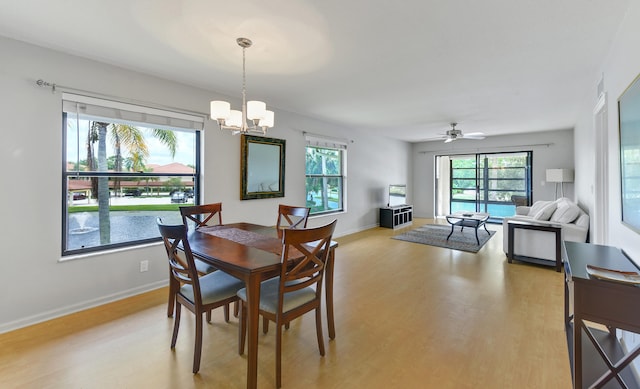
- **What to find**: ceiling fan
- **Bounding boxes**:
[442,122,486,143]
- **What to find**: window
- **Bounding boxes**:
[305,135,347,215]
[62,93,202,256]
[447,151,532,219]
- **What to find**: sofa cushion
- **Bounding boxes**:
[528,201,553,217]
[550,204,581,224]
[533,202,557,221]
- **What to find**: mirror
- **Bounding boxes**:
[241,134,286,200]
[619,72,640,232]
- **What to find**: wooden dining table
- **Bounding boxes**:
[186,222,338,389]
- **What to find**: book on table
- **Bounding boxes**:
[586,264,640,285]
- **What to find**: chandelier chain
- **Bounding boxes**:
[242,44,247,131]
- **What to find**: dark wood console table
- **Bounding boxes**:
[507,219,562,272]
[564,241,640,389]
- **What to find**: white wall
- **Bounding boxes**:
[0,36,411,332]
[573,0,639,365]
[574,0,640,261]
[411,129,575,218]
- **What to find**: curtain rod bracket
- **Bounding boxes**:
[36,79,56,93]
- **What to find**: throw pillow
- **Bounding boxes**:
[533,202,557,221]
[550,204,581,224]
[528,201,552,217]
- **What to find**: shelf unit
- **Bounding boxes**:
[380,206,413,229]
[564,241,640,388]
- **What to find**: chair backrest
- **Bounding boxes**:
[276,204,311,236]
[157,219,203,305]
[278,220,337,300]
[180,203,223,230]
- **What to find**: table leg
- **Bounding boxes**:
[326,248,336,340]
[554,228,562,272]
[447,223,455,241]
[474,224,480,245]
[245,274,261,389]
[574,317,583,389]
[507,223,514,264]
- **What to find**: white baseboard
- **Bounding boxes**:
[334,223,378,238]
[0,280,167,334]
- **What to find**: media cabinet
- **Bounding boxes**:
[380,205,413,229]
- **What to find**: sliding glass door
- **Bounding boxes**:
[447,151,532,220]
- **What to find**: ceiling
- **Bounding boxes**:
[0,0,630,142]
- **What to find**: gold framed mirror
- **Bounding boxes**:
[241,134,286,200]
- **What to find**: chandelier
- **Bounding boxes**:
[210,37,274,135]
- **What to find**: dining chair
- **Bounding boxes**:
[237,219,337,388]
[157,219,244,374]
[165,203,227,319]
[180,202,223,231]
[263,204,312,332]
[276,204,311,239]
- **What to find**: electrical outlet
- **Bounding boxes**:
[140,260,149,272]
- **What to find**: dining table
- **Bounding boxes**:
[186,222,338,389]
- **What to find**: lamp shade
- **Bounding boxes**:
[546,169,574,183]
[210,101,231,120]
[258,110,274,128]
[247,101,266,120]
[226,110,243,127]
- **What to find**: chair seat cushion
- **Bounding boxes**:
[180,271,243,305]
[237,278,316,315]
[194,259,216,275]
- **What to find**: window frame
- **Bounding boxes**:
[61,95,202,256]
[304,135,347,216]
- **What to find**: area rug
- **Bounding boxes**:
[392,224,495,253]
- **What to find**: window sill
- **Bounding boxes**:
[59,241,163,263]
[310,210,346,219]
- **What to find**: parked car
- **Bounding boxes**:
[72,192,87,200]
[171,191,187,203]
[124,189,142,197]
[184,188,194,198]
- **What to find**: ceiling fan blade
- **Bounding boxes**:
[463,132,486,139]
[444,137,455,143]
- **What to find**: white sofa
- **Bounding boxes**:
[502,197,589,263]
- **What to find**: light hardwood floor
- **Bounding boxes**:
[0,219,572,388]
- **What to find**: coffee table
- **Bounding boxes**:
[445,212,490,245]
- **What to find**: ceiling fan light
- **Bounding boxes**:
[247,101,267,120]
[258,110,274,128]
[210,101,231,120]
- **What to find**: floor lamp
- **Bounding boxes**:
[546,169,574,199]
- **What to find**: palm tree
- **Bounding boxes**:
[89,121,110,244]
[87,124,178,245]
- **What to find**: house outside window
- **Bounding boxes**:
[62,94,202,256]
[305,134,347,215]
